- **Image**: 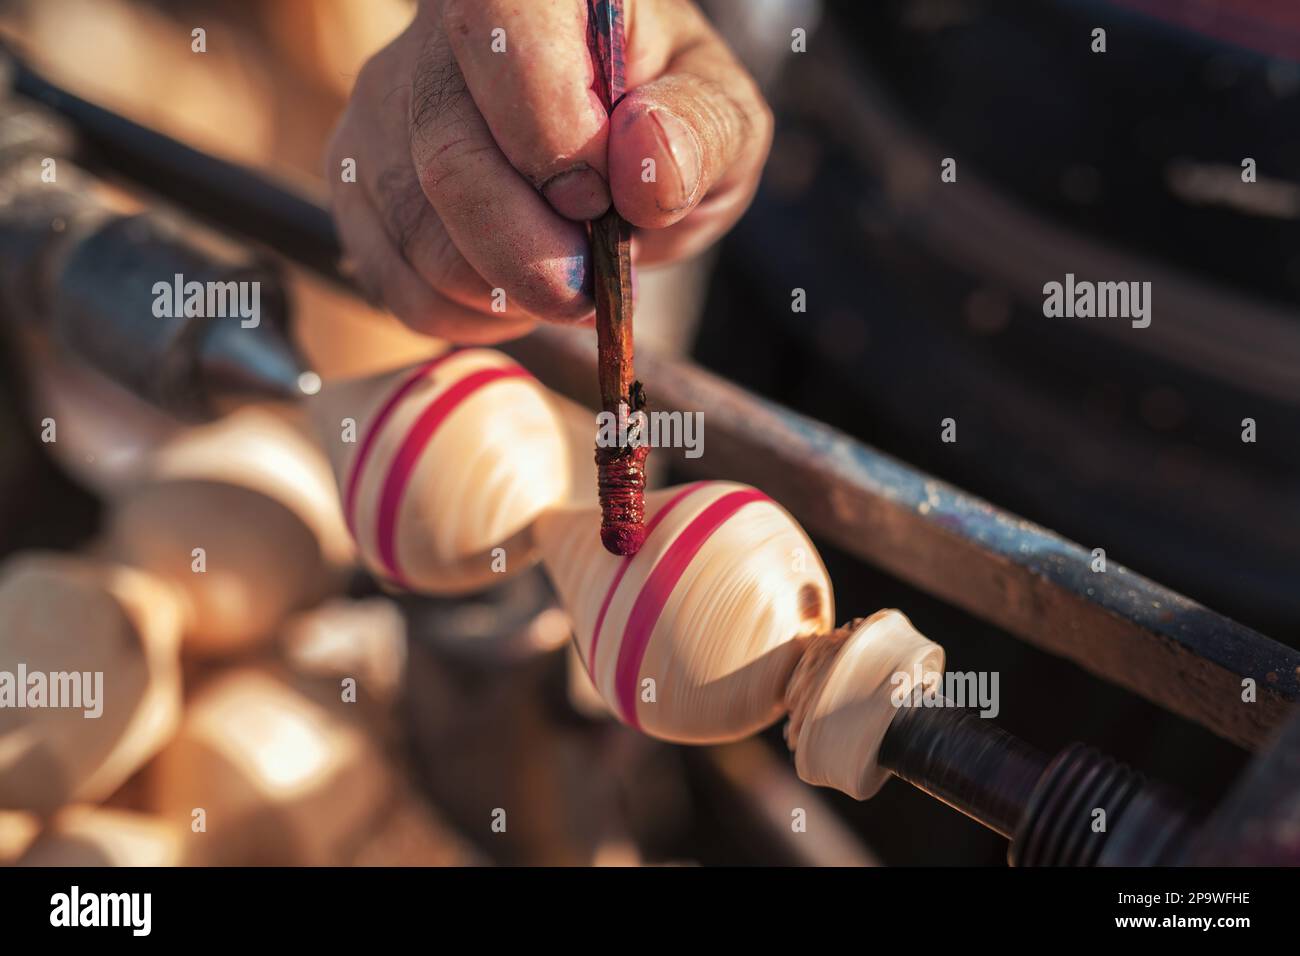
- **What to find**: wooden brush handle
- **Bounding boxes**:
[587,0,648,557]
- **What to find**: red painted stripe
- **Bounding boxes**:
[375,365,531,584]
[586,482,705,680]
[614,489,769,727]
[343,350,459,534]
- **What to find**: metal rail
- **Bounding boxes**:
[6,46,1296,751]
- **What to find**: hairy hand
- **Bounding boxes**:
[326,0,772,343]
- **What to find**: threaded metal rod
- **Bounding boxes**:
[877,693,1196,864]
[1010,743,1194,866]
[879,693,1048,839]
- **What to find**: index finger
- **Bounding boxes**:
[439,0,612,221]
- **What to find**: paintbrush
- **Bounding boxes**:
[587,0,648,557]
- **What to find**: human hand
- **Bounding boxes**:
[326,0,773,343]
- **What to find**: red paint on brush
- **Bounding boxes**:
[597,444,649,556]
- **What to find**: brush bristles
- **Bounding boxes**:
[595,444,648,556]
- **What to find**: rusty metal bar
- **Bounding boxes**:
[10,46,1295,751]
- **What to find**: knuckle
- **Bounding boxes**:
[439,0,473,40]
[417,138,499,194]
[410,36,468,135]
[518,135,576,185]
[374,167,435,261]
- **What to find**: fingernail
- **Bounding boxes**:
[561,252,592,298]
[542,164,611,221]
[542,249,594,323]
[649,109,701,211]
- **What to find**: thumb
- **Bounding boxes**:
[608,48,770,229]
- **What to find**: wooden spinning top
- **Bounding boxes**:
[785,610,945,800]
[537,482,948,806]
[18,807,187,866]
[100,407,347,657]
[147,667,390,866]
[535,481,835,743]
[312,349,571,594]
[0,554,183,813]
